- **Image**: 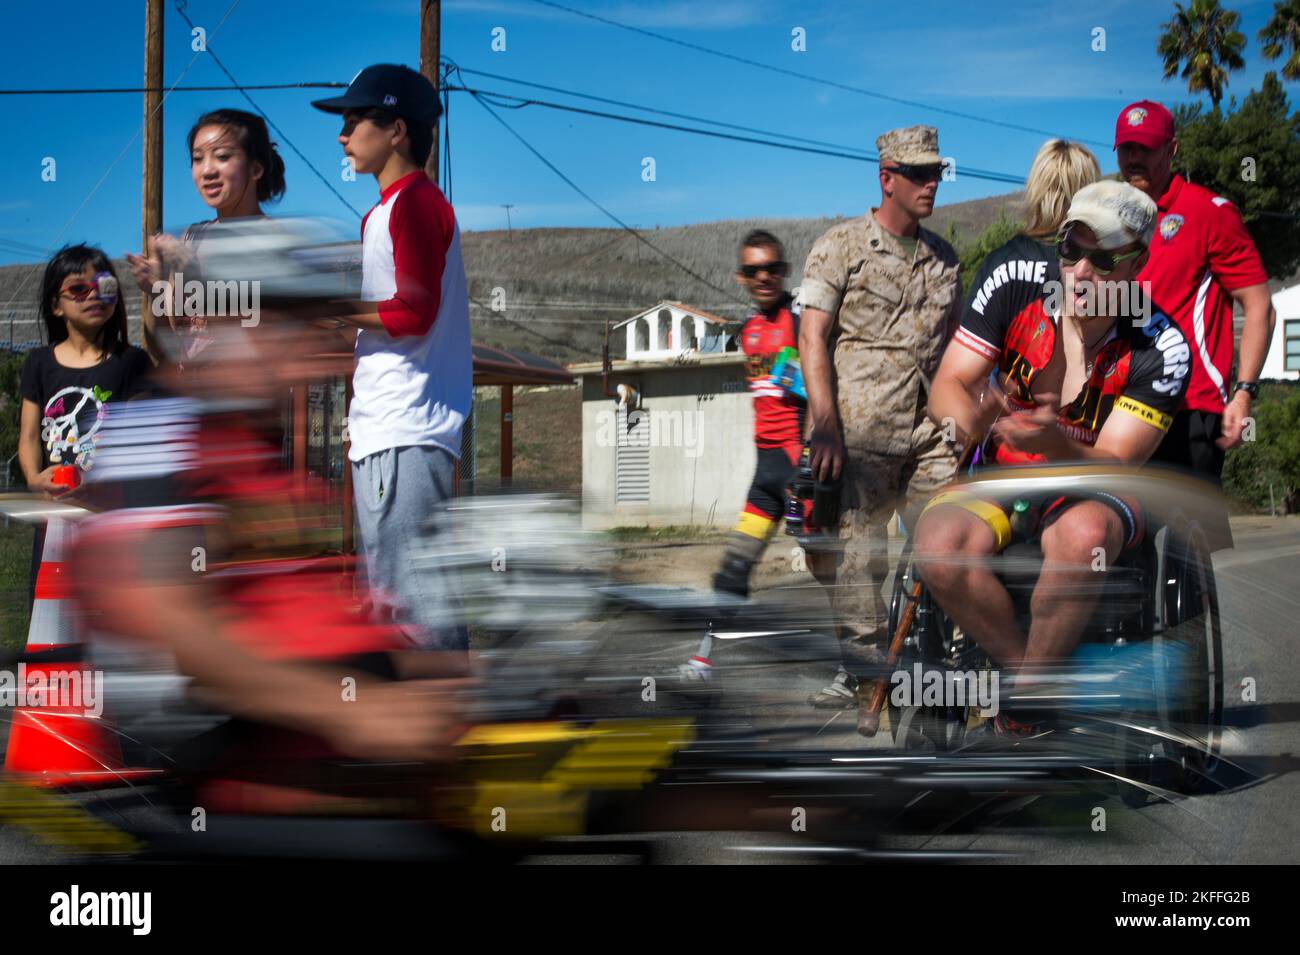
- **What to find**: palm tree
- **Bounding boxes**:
[1157,0,1247,111]
[1259,0,1300,81]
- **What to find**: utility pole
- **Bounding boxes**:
[419,0,441,185]
[501,204,514,242]
[142,0,164,248]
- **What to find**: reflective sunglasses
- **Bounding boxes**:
[1056,228,1143,276]
[739,260,788,279]
[60,272,119,304]
[882,162,944,184]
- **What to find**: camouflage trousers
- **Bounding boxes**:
[807,415,956,676]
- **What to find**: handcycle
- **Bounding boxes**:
[873,463,1224,806]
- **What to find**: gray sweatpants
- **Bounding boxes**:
[352,444,468,650]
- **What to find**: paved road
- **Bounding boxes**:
[532,514,1300,863]
[2,516,1297,864]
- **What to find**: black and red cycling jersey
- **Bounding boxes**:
[954,294,1191,467]
[740,293,804,450]
[961,233,1059,334]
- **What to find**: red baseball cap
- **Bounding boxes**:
[1114,100,1175,150]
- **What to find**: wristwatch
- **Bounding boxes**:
[1233,381,1260,399]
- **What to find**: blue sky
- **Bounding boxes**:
[0,0,1293,266]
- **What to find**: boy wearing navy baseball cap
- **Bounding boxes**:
[312,64,471,651]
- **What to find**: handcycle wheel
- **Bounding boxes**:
[1156,519,1224,789]
[1115,519,1223,805]
[887,551,967,752]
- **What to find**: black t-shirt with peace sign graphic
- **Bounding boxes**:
[20,345,153,471]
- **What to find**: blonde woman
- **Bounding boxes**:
[961,139,1101,332]
[941,140,1101,458]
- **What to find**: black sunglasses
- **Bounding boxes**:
[882,162,944,184]
[739,260,788,279]
[1056,228,1143,276]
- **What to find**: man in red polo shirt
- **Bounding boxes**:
[1114,100,1276,495]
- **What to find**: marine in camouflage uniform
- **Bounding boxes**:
[798,125,962,706]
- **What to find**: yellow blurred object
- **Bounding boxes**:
[0,780,139,855]
[452,719,696,838]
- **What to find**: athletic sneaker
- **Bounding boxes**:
[712,557,753,598]
[677,656,715,683]
[808,667,858,708]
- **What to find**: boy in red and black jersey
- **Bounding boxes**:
[680,231,804,679]
[713,231,804,596]
[742,291,804,453]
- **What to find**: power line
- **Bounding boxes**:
[1,0,246,314]
[466,299,749,312]
[446,81,1026,186]
[0,83,346,95]
[0,238,48,257]
[530,0,1112,149]
[449,64,899,159]
[170,2,362,220]
[460,78,747,306]
[469,294,587,350]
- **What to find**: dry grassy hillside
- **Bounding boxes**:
[0,192,1020,361]
[463,192,1022,364]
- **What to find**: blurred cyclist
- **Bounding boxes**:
[71,310,468,812]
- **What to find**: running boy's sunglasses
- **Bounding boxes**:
[60,272,119,303]
[1055,228,1144,275]
[739,261,788,279]
[882,162,944,184]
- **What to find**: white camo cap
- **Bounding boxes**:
[1063,179,1157,250]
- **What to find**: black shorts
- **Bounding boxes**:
[1151,409,1233,550]
[743,445,801,522]
[1153,410,1225,483]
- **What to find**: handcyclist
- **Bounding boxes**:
[69,311,469,812]
[913,180,1190,738]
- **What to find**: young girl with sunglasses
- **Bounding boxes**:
[19,245,152,498]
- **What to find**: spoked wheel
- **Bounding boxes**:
[1156,519,1224,790]
[1115,520,1224,806]
[894,704,970,752]
[887,554,967,751]
[893,705,936,752]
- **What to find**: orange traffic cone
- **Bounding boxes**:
[4,517,161,788]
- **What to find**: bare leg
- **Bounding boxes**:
[913,504,1024,668]
[1023,501,1123,667]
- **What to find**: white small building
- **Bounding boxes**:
[570,301,756,530]
[1261,282,1300,381]
[616,301,733,359]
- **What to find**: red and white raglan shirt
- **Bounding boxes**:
[351,170,472,462]
[1140,175,1267,415]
